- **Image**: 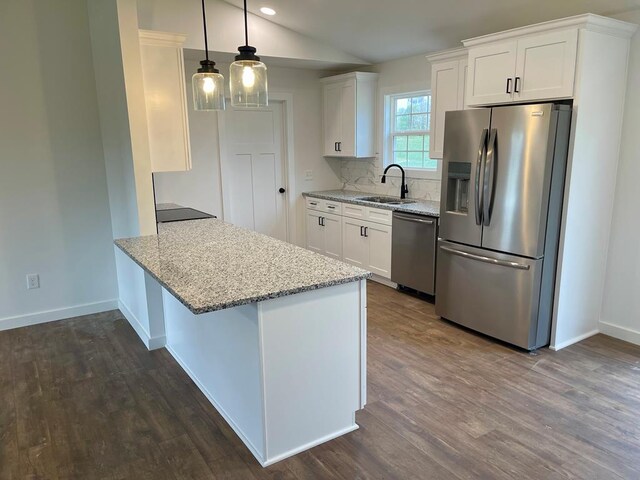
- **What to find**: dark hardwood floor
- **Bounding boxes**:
[2,280,640,479]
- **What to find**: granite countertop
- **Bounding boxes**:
[303,190,441,217]
[115,218,370,315]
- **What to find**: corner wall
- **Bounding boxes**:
[0,0,118,330]
[600,10,640,345]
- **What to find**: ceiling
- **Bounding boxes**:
[222,0,640,63]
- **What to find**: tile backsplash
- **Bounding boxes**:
[336,158,441,201]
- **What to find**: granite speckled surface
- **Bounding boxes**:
[115,218,370,315]
[303,190,441,217]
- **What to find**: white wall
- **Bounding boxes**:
[154,60,343,246]
[600,10,640,345]
[0,0,118,329]
[336,54,442,201]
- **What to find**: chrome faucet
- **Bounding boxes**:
[381,164,409,199]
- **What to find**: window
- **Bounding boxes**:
[387,92,437,173]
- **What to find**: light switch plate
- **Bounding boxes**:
[305,170,313,181]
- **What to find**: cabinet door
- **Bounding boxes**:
[306,210,324,254]
[323,212,343,260]
[339,78,357,157]
[323,83,342,156]
[364,221,392,278]
[466,41,517,106]
[430,60,461,159]
[140,37,192,172]
[342,217,368,268]
[514,29,577,102]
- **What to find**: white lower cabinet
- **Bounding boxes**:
[306,210,342,260]
[306,201,393,279]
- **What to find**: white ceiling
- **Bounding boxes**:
[222,0,640,63]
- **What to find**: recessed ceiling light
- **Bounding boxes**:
[260,7,276,15]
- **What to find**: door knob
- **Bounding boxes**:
[278,187,286,193]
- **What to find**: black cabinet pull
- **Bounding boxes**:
[321,217,325,226]
[337,142,341,152]
[364,227,368,237]
[334,142,338,152]
[360,226,364,236]
[506,78,512,94]
[318,216,322,226]
[514,76,521,93]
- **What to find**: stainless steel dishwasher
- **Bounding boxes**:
[391,212,438,295]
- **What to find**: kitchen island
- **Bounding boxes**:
[115,219,370,466]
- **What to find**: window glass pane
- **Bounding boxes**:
[394,151,408,165]
[411,96,428,114]
[411,114,428,131]
[424,135,430,152]
[408,152,423,168]
[424,158,438,170]
[425,95,431,113]
[393,135,408,151]
[395,114,411,132]
[395,98,410,115]
[407,135,424,151]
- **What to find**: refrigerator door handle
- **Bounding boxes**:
[440,245,531,270]
[483,128,498,226]
[475,129,489,226]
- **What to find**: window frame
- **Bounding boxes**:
[382,89,441,180]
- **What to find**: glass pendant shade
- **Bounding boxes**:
[193,70,225,111]
[230,58,268,107]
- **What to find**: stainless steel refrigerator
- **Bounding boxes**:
[435,103,571,350]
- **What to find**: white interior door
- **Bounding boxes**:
[221,102,288,241]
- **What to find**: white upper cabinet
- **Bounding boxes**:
[321,72,378,158]
[466,41,518,106]
[465,27,578,106]
[514,30,578,102]
[427,49,469,159]
[139,30,192,172]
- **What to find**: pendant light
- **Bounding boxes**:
[192,0,225,111]
[230,0,268,107]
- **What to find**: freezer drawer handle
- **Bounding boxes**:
[440,245,530,271]
[394,214,434,225]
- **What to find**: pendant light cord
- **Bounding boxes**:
[244,0,249,46]
[201,0,209,61]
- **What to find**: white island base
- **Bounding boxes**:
[144,275,367,467]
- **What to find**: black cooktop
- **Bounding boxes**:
[156,207,215,224]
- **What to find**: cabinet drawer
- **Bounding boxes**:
[324,200,342,215]
[306,198,322,211]
[343,203,366,219]
[366,207,392,226]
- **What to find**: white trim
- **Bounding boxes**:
[138,29,187,46]
[118,299,166,350]
[0,299,118,332]
[426,47,468,63]
[166,343,267,465]
[319,71,378,84]
[261,424,359,467]
[599,322,640,347]
[549,329,599,351]
[463,13,637,47]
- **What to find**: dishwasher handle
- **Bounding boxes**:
[393,213,435,225]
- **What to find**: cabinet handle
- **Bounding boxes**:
[322,217,325,226]
[310,201,318,206]
[514,76,521,93]
[364,227,368,237]
[327,205,336,210]
[360,226,364,237]
[334,142,338,152]
[506,78,512,94]
[338,142,342,152]
[318,216,322,226]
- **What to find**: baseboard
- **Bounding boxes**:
[118,300,166,350]
[166,344,266,465]
[599,321,640,347]
[549,329,599,351]
[0,299,118,332]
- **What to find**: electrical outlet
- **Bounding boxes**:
[26,274,40,290]
[305,170,314,181]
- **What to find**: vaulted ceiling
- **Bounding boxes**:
[222,0,640,63]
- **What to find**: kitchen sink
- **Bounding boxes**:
[357,196,416,205]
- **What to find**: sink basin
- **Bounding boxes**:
[357,196,416,205]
